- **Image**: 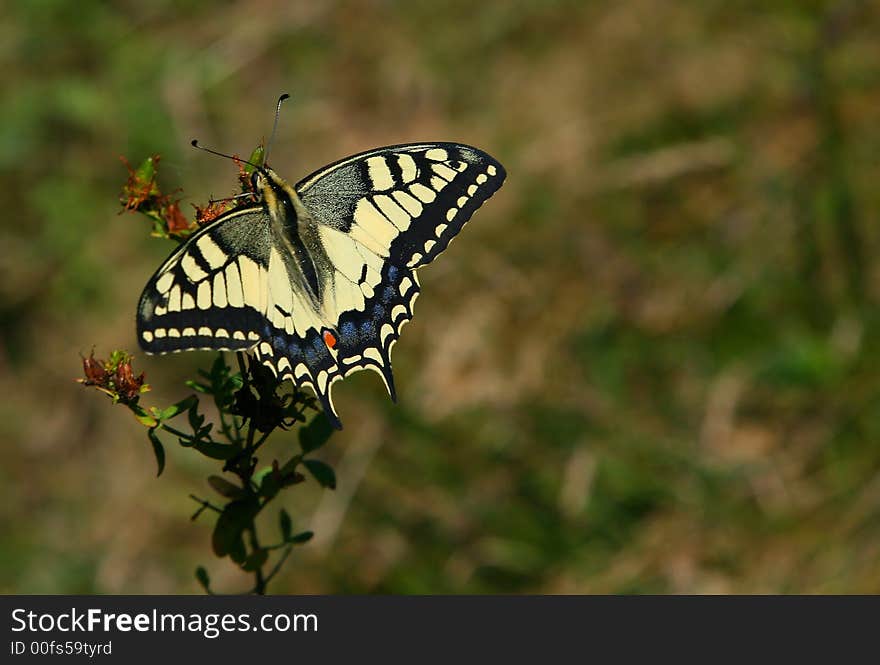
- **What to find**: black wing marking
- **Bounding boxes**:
[250,143,505,427]
[137,208,271,354]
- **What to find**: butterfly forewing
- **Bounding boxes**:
[137,208,271,353]
[297,143,506,269]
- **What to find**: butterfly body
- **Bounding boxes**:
[137,143,505,427]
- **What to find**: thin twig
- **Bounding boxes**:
[263,546,294,588]
[247,525,266,594]
[189,494,223,521]
[236,352,250,388]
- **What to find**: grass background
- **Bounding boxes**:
[2,0,880,593]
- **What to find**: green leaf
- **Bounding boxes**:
[157,395,197,422]
[211,498,259,559]
[277,454,302,478]
[289,530,313,545]
[195,566,211,593]
[135,155,157,184]
[133,411,158,428]
[282,471,306,487]
[147,428,165,476]
[279,508,292,541]
[241,548,268,572]
[210,353,228,379]
[247,145,265,171]
[184,438,239,460]
[259,472,280,501]
[299,413,334,454]
[184,379,211,394]
[187,400,205,431]
[208,475,244,499]
[253,465,273,486]
[228,536,247,565]
[107,349,132,371]
[129,403,157,427]
[303,459,336,489]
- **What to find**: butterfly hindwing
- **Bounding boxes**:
[251,258,422,428]
[137,208,270,353]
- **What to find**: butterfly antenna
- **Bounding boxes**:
[264,93,290,166]
[190,140,262,171]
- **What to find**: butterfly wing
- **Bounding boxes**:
[297,142,506,269]
[137,208,271,353]
[251,143,506,426]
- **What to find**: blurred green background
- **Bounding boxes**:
[2,0,880,593]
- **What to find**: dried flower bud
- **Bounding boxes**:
[114,359,147,402]
[194,201,230,226]
[120,155,161,212]
[162,201,191,236]
[78,349,149,403]
[81,351,108,385]
[120,154,197,241]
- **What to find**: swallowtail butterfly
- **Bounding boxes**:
[136,105,505,428]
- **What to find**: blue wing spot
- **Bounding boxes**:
[341,321,357,338]
[372,303,385,318]
[286,340,303,361]
[387,265,398,281]
[304,347,318,364]
[382,286,395,303]
[311,335,326,354]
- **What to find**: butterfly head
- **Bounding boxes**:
[190,139,291,203]
[250,168,266,194]
[250,165,295,202]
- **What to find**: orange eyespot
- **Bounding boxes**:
[323,330,337,349]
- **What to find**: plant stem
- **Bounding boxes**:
[263,546,293,588]
[248,526,266,595]
[228,359,271,594]
[189,494,223,520]
[236,352,250,388]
